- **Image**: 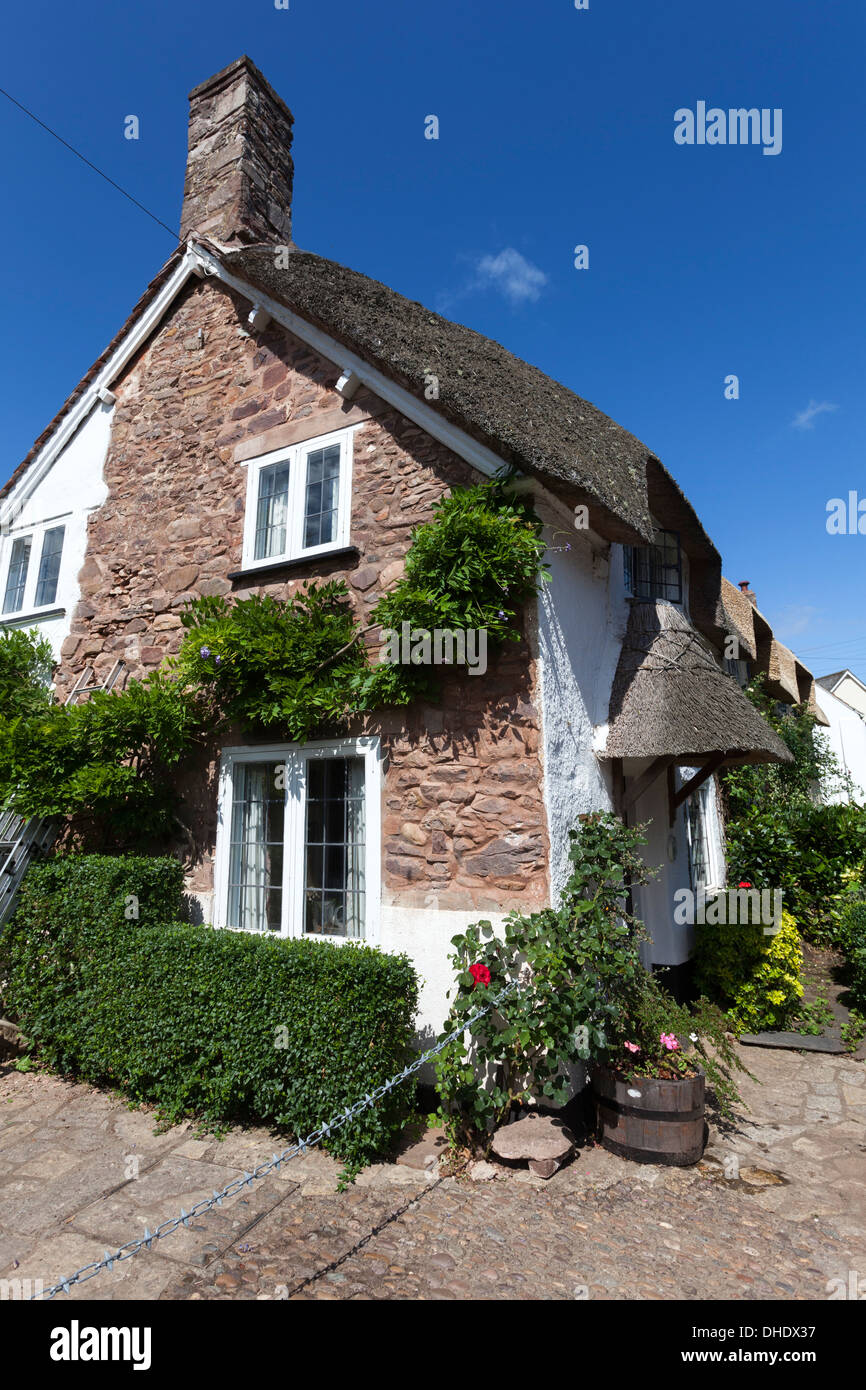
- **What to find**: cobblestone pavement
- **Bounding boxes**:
[1,1044,864,1301]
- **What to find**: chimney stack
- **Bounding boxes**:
[180,56,294,247]
[738,580,757,607]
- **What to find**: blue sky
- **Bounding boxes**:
[2,0,864,679]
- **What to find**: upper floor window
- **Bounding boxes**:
[624,528,682,603]
[2,523,66,616]
[241,427,354,570]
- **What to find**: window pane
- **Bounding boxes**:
[304,756,365,937]
[254,462,291,560]
[226,762,285,932]
[3,536,32,614]
[686,782,712,890]
[303,444,340,548]
[626,529,682,603]
[34,526,65,607]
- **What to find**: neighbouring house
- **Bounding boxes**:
[814,670,866,804]
[1,57,804,1033]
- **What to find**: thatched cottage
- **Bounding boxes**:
[0,57,815,1031]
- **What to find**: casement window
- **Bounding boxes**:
[214,738,381,943]
[1,523,66,616]
[624,528,682,604]
[682,774,722,891]
[241,427,354,569]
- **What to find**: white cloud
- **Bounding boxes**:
[791,399,838,430]
[473,248,548,305]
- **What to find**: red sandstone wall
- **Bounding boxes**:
[59,277,549,912]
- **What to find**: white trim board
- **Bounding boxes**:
[5,236,543,531]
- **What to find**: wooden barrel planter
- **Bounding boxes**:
[590,1065,707,1166]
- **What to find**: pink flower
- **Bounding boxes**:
[660,1033,680,1051]
[624,1041,640,1054]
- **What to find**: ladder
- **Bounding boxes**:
[0,660,128,926]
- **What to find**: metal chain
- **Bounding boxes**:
[31,978,519,1300]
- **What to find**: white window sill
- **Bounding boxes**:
[0,606,66,626]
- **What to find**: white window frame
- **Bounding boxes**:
[681,768,724,892]
[213,736,381,945]
[240,425,355,571]
[0,515,71,619]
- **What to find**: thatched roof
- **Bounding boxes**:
[604,600,793,765]
[720,577,758,662]
[217,242,659,543]
[766,638,801,704]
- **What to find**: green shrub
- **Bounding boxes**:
[0,627,54,721]
[0,673,209,844]
[836,901,866,1011]
[2,857,419,1168]
[694,909,804,1032]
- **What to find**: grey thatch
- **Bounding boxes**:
[604,600,793,765]
[218,242,659,542]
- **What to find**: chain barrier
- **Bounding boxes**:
[30,978,520,1300]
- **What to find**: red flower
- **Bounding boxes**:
[738,880,752,888]
[469,963,491,989]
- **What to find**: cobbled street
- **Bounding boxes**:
[1,1045,864,1301]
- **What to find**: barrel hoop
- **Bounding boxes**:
[596,1097,704,1124]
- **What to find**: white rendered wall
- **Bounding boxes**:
[535,523,628,902]
[0,401,112,662]
[815,684,866,804]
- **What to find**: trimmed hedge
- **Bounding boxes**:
[1,856,419,1168]
[693,909,804,1032]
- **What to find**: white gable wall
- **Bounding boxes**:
[0,401,112,662]
[815,684,866,804]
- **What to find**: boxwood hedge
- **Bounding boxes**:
[1,856,419,1167]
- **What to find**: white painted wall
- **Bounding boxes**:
[535,520,628,901]
[822,673,866,720]
[0,401,112,662]
[815,684,866,804]
[629,762,726,967]
[380,904,509,1042]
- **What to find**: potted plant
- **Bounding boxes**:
[591,973,747,1166]
[434,812,748,1167]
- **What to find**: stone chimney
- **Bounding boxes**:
[179,56,294,247]
[738,580,757,607]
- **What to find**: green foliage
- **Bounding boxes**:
[172,584,367,742]
[693,909,804,1032]
[360,481,548,707]
[722,676,866,942]
[435,813,654,1150]
[1,856,419,1168]
[0,483,549,843]
[435,813,744,1148]
[0,627,54,722]
[614,971,748,1116]
[835,901,866,1011]
[0,674,208,843]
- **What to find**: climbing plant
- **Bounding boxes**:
[0,481,549,844]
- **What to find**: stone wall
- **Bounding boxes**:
[59,275,549,913]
